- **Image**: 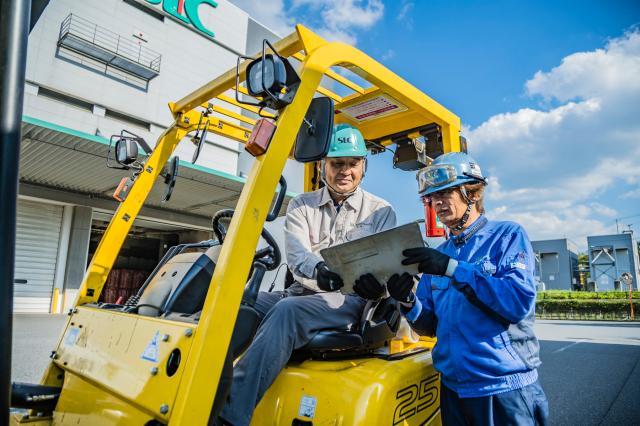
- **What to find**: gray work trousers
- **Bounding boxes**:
[219,284,366,426]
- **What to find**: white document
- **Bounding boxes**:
[320,222,425,294]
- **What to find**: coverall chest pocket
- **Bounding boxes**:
[346,222,374,241]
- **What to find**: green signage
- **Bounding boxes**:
[144,0,218,37]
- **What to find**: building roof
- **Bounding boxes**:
[19,115,295,227]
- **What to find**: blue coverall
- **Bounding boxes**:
[403,215,549,425]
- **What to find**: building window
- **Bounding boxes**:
[37,87,94,112]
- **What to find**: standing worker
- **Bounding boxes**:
[354,152,549,425]
[219,123,396,425]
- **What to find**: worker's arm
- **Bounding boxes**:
[451,226,536,324]
[284,197,322,279]
[400,275,437,337]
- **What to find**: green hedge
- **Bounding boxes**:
[536,299,640,320]
[537,290,639,300]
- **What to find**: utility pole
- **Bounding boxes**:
[616,219,619,234]
[1,0,32,417]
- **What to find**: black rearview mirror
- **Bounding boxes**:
[294,97,334,163]
[115,138,138,165]
[162,156,179,202]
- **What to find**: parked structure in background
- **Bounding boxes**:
[14,0,300,313]
[576,253,590,287]
[588,232,640,291]
[532,239,580,291]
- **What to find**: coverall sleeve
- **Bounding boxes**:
[451,226,537,324]
[284,198,322,279]
[401,275,437,337]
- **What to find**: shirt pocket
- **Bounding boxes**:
[346,221,375,241]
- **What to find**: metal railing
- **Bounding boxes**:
[58,14,161,75]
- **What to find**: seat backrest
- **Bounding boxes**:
[137,245,221,316]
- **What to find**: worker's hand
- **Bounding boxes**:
[315,262,344,292]
[402,247,454,276]
[354,273,385,300]
[386,272,416,306]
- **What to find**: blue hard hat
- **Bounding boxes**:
[417,152,487,196]
[326,123,368,158]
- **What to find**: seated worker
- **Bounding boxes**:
[219,123,396,426]
[354,152,549,426]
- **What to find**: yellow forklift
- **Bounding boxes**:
[5,9,465,425]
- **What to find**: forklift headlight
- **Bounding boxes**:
[246,54,287,98]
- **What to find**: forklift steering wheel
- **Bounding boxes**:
[211,209,282,271]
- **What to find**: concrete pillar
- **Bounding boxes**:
[62,206,92,311]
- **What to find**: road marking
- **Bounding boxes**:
[552,340,586,353]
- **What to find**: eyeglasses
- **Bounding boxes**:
[422,187,458,204]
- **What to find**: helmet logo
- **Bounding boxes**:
[337,136,354,144]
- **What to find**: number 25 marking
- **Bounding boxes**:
[393,375,439,425]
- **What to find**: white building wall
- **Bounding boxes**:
[25,0,255,175]
[19,0,301,309]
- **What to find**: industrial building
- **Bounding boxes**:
[15,0,302,313]
[588,232,640,291]
[531,239,580,291]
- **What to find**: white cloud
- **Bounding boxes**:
[291,0,384,44]
[589,203,618,218]
[467,29,640,247]
[621,188,640,199]
[229,0,294,37]
[230,0,385,45]
[396,1,414,30]
[526,30,640,102]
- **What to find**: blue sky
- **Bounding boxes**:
[230,0,640,250]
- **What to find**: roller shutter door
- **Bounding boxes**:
[14,200,63,313]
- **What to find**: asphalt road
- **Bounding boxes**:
[10,316,640,425]
[536,320,640,426]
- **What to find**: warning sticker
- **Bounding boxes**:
[337,94,408,122]
[64,327,81,346]
[298,395,317,419]
[141,331,160,363]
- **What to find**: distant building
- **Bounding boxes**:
[531,239,579,291]
[588,233,640,291]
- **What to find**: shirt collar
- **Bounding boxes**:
[451,215,488,247]
[317,186,363,210]
[318,186,333,207]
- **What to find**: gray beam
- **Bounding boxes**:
[19,182,212,229]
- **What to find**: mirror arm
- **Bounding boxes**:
[266,175,287,222]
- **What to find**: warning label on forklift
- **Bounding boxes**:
[337,94,408,122]
[298,395,317,419]
[64,327,81,346]
[141,331,160,362]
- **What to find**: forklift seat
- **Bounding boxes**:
[137,245,222,317]
[293,297,401,359]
